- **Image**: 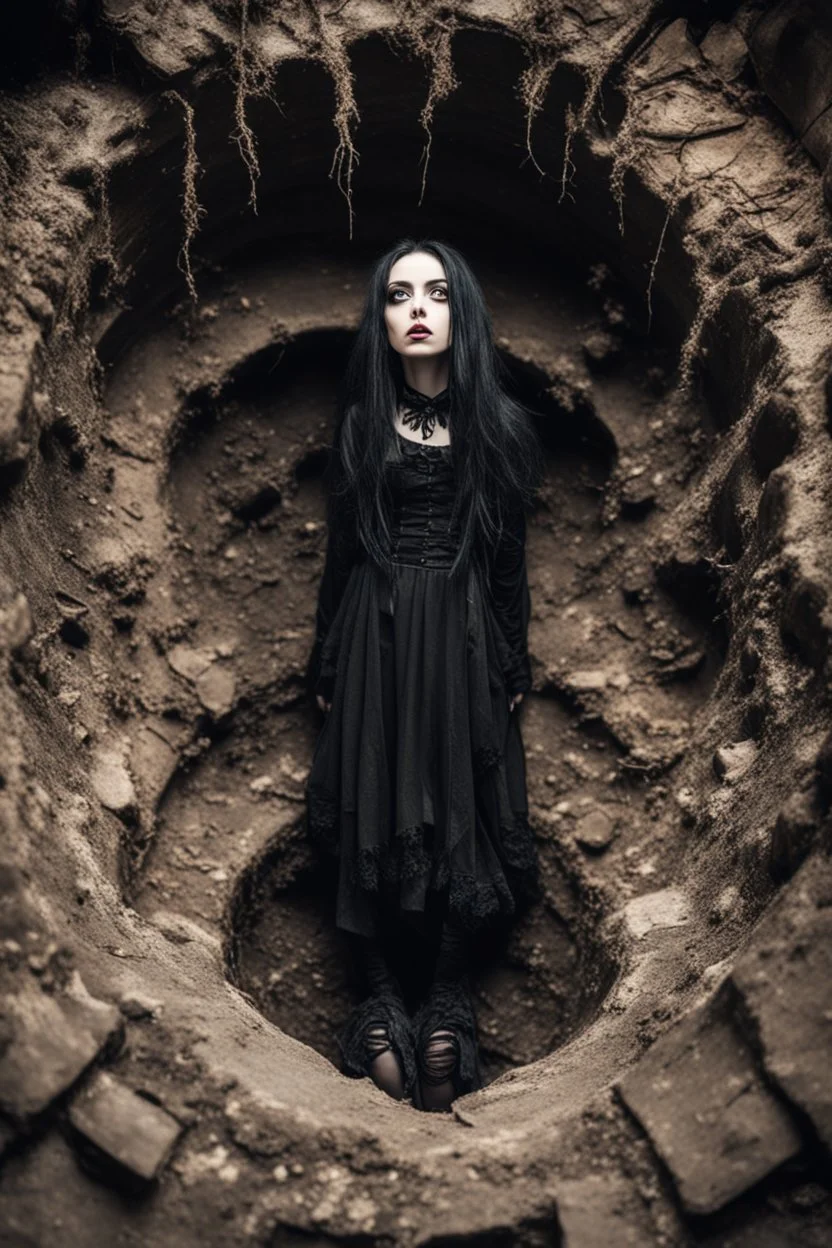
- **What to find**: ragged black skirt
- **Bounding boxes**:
[304,558,539,939]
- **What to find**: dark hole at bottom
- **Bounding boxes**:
[227,833,616,1087]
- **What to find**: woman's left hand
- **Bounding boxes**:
[509,692,524,712]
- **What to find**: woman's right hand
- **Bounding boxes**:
[316,694,332,713]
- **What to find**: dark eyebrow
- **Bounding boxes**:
[387,278,448,288]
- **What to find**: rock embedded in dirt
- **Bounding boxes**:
[621,566,652,604]
[674,786,697,827]
[620,472,656,516]
[91,746,137,822]
[68,1069,184,1185]
[194,664,235,717]
[564,669,608,692]
[574,806,619,853]
[617,998,802,1215]
[0,972,123,1127]
[700,21,749,82]
[636,82,747,142]
[658,651,707,684]
[708,884,740,926]
[166,643,236,716]
[623,888,690,940]
[167,644,216,682]
[118,992,162,1020]
[713,739,757,783]
[632,17,702,83]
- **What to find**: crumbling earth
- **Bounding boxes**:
[2,2,832,1245]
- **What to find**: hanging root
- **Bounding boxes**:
[676,268,730,398]
[513,0,646,202]
[514,0,569,183]
[559,100,579,204]
[381,3,461,206]
[162,90,206,303]
[301,0,360,239]
[644,170,687,335]
[232,0,262,213]
[513,1,676,218]
[326,46,360,240]
[414,18,459,207]
[608,67,641,235]
[559,59,607,204]
[518,54,558,180]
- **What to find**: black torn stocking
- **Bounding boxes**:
[363,1021,406,1099]
[336,933,417,1101]
[413,917,483,1111]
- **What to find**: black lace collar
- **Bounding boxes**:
[399,382,450,441]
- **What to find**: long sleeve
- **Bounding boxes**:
[305,448,361,700]
[487,502,532,698]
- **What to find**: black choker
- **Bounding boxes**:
[399,383,450,440]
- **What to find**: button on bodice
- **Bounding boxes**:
[386,431,460,568]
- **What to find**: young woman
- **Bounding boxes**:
[304,239,543,1112]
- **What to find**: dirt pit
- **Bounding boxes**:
[3,4,832,1245]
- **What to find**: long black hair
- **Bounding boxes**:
[327,237,544,582]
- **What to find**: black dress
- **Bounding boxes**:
[304,428,539,942]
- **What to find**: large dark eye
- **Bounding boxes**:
[432,287,448,299]
[388,289,408,302]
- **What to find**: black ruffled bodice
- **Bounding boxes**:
[306,431,533,702]
[387,431,460,569]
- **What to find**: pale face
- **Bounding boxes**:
[383,251,452,358]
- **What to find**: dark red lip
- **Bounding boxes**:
[407,324,431,336]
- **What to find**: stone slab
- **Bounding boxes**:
[0,971,122,1125]
[700,21,748,82]
[731,854,832,1151]
[617,999,801,1215]
[68,1069,184,1183]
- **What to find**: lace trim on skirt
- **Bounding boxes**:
[307,779,540,932]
